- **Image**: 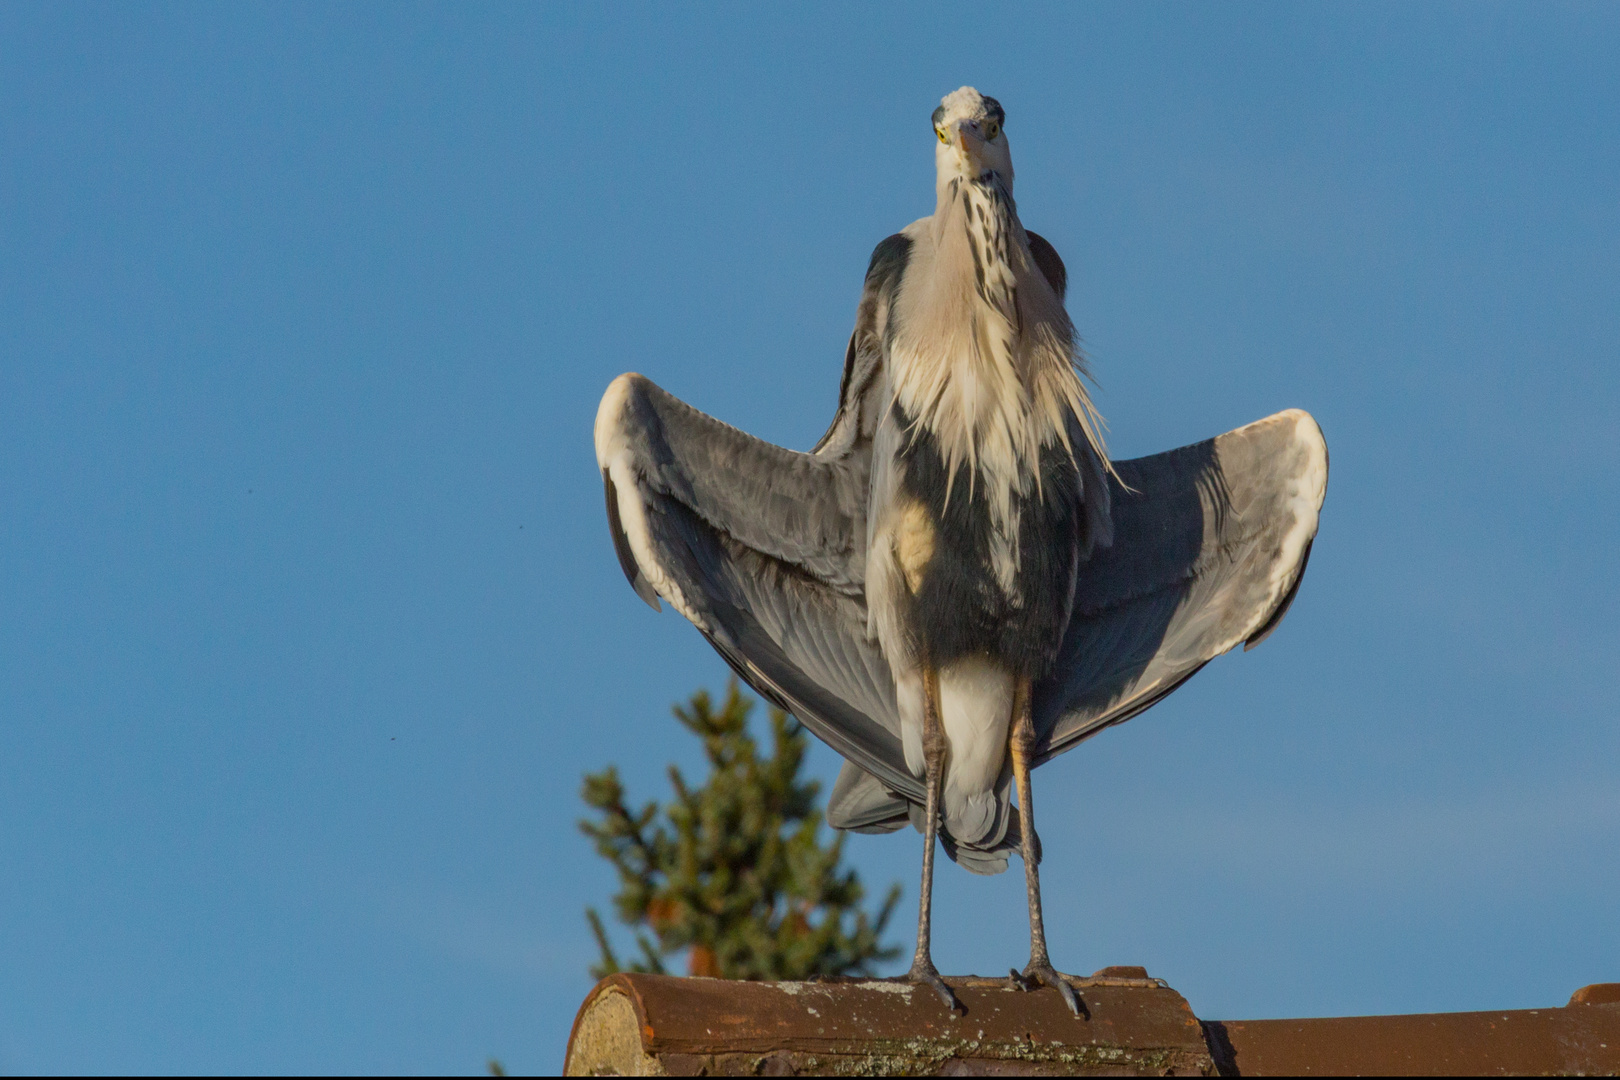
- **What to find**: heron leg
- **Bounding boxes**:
[1006,676,1081,1016]
[905,664,962,1014]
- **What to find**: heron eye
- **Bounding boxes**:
[935,126,948,144]
[983,120,1001,141]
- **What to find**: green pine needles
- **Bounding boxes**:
[580,680,902,981]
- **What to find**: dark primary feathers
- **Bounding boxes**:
[595,231,1326,873]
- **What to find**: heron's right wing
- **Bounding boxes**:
[1033,409,1328,763]
[595,373,922,803]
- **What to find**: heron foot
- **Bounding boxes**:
[904,958,963,1014]
[1010,959,1082,1016]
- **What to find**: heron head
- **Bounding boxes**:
[932,86,1012,188]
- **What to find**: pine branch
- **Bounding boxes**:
[585,908,621,980]
[580,680,902,981]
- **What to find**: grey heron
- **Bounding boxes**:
[594,87,1327,1014]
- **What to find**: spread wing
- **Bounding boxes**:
[594,372,922,802]
[1031,409,1329,763]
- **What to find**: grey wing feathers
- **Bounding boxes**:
[595,373,923,804]
[1032,408,1328,762]
[1025,230,1067,302]
[811,233,911,459]
[827,761,912,834]
[598,374,868,593]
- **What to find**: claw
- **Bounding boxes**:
[906,960,964,1014]
[1017,960,1084,1017]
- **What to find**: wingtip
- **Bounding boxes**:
[1274,408,1330,508]
[1239,409,1326,652]
[593,372,650,470]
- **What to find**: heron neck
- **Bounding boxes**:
[934,169,1015,222]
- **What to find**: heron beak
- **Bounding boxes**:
[954,120,987,163]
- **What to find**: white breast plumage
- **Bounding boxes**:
[886,179,1105,592]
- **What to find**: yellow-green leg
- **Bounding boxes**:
[1007,676,1080,1016]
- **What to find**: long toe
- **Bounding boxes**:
[906,961,963,1015]
[1021,960,1082,1017]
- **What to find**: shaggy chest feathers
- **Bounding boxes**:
[888,400,1085,675]
[872,175,1110,675]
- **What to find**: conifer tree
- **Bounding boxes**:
[581,680,901,980]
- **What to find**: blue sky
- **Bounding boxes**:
[2,2,1617,1073]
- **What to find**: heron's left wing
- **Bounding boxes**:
[1032,409,1328,764]
[595,373,922,803]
